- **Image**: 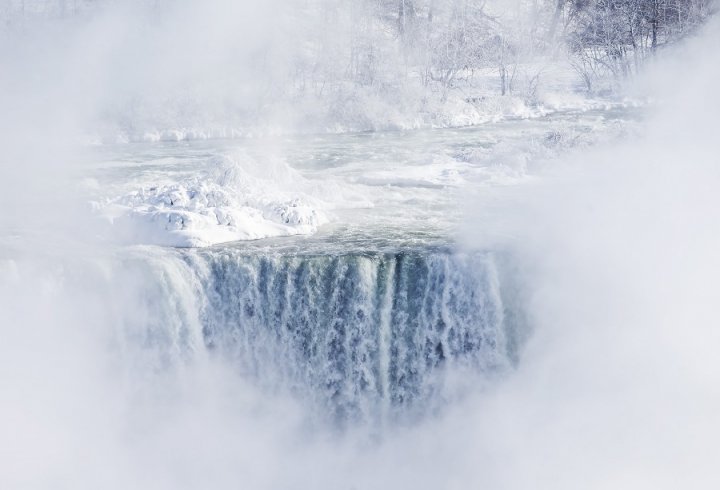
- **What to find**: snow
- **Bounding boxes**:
[97,152,329,247]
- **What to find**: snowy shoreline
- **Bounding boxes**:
[87,92,645,146]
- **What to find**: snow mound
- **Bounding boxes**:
[99,152,329,247]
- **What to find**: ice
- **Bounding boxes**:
[97,152,329,247]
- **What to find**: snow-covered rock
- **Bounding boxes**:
[98,152,329,247]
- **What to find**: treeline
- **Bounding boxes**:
[564,0,714,90]
[3,0,715,96]
[288,0,714,97]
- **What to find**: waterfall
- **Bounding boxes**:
[163,247,522,424]
[110,245,523,425]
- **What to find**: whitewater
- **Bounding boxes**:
[87,106,636,248]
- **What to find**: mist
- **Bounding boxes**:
[455,17,720,488]
[1,2,719,489]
